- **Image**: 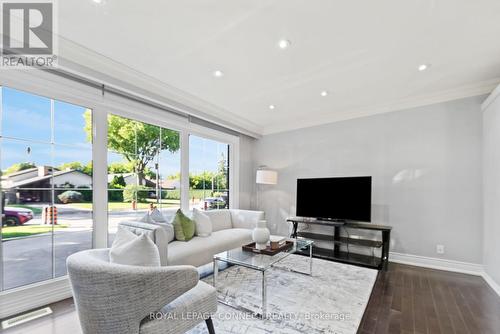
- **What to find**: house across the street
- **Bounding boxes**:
[1,166,92,204]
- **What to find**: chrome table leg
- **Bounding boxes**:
[309,244,313,275]
[213,259,218,288]
[262,270,267,318]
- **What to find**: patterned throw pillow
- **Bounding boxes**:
[172,209,195,241]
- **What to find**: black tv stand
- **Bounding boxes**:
[287,217,392,270]
[316,217,346,223]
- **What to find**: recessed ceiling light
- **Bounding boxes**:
[278,39,291,49]
[92,0,104,4]
[320,91,328,97]
[418,64,430,72]
[213,70,224,78]
[269,104,275,110]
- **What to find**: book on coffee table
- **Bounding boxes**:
[270,236,286,250]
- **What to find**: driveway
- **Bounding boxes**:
[1,230,92,290]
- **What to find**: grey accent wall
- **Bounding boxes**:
[483,89,500,286]
[254,96,484,264]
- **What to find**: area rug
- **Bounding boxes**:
[187,254,377,334]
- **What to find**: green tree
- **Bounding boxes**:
[58,161,93,176]
[216,153,228,190]
[108,175,126,202]
[3,162,36,175]
[84,111,180,184]
[167,172,181,180]
[108,161,135,174]
[190,171,216,190]
[123,184,149,203]
[109,175,126,188]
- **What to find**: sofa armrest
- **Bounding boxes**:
[230,209,265,229]
[118,221,171,266]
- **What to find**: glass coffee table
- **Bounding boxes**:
[212,238,313,318]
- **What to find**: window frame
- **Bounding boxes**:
[0,70,240,317]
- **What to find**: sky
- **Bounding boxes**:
[1,87,228,178]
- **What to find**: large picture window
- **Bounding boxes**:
[0,71,240,320]
[107,114,181,244]
[189,135,230,211]
[0,87,93,291]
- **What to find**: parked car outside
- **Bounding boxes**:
[19,194,40,203]
[200,197,227,210]
[2,207,34,226]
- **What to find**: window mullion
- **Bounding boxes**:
[92,107,108,248]
[180,131,190,212]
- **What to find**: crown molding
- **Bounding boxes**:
[57,37,261,138]
[262,78,500,135]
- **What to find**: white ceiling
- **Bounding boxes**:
[58,0,500,135]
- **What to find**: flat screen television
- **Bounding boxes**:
[296,176,372,222]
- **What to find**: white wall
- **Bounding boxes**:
[254,96,484,264]
[482,86,500,287]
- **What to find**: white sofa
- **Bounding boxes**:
[119,209,265,267]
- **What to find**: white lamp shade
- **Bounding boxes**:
[256,169,278,185]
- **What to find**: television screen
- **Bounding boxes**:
[296,176,372,222]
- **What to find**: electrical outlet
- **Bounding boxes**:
[436,244,445,254]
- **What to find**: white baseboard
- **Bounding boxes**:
[389,252,500,297]
[0,277,72,319]
[481,272,500,297]
[389,252,484,275]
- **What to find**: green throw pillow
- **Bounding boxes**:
[172,209,195,241]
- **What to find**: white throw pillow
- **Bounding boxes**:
[193,208,212,237]
[203,210,232,231]
[149,208,168,223]
[140,213,152,223]
[110,227,161,267]
[140,208,168,224]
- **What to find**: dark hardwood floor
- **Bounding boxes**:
[359,263,500,334]
[1,263,499,334]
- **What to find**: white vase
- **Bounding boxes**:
[252,220,270,250]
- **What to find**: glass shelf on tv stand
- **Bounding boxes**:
[287,217,392,270]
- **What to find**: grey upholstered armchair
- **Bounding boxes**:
[67,249,217,334]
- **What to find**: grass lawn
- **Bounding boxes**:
[2,225,68,239]
[7,204,43,215]
[68,200,181,211]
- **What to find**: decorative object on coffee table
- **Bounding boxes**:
[252,219,270,249]
[242,240,294,255]
[270,235,286,249]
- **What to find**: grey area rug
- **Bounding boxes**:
[188,254,377,334]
